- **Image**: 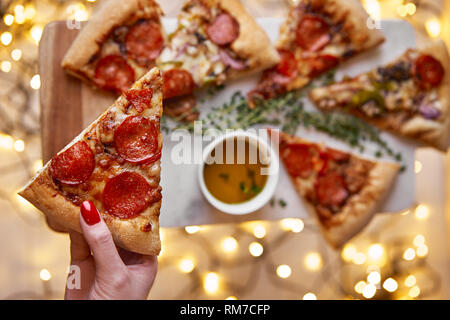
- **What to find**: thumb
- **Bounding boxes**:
[79,201,125,275]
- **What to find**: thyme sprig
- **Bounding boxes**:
[162,71,404,165]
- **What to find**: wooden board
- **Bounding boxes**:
[39,21,115,163]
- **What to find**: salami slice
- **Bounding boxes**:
[307,54,339,77]
[94,55,135,93]
[315,170,349,208]
[206,13,239,46]
[296,15,331,52]
[282,144,316,178]
[163,69,195,99]
[114,116,160,164]
[49,141,95,185]
[414,54,444,88]
[102,172,158,219]
[275,50,298,78]
[125,88,153,113]
[125,20,164,66]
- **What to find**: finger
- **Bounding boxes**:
[79,200,125,274]
[69,231,91,262]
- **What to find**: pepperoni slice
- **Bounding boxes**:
[114,116,160,164]
[315,170,349,207]
[94,55,135,93]
[281,144,316,178]
[325,148,350,162]
[102,172,159,219]
[307,54,339,77]
[206,13,239,46]
[49,141,95,185]
[414,54,444,88]
[125,88,153,113]
[275,50,298,78]
[296,15,331,52]
[125,20,164,66]
[163,69,195,99]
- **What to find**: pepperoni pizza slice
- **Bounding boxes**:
[248,0,385,105]
[18,68,164,255]
[62,0,165,95]
[310,43,450,150]
[157,0,280,117]
[275,130,400,248]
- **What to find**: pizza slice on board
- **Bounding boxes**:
[275,130,400,248]
[309,42,450,150]
[157,0,280,119]
[62,0,165,95]
[18,68,163,256]
[248,0,385,105]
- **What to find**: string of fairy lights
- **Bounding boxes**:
[0,0,446,300]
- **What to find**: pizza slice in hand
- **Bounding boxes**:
[62,0,165,95]
[275,131,400,248]
[18,68,163,255]
[248,0,385,105]
[158,0,280,119]
[310,42,450,150]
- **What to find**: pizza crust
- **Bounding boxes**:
[61,0,163,86]
[278,132,400,249]
[317,161,400,248]
[331,0,385,51]
[215,0,280,78]
[400,41,450,151]
[18,68,163,256]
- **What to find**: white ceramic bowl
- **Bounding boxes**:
[198,131,279,215]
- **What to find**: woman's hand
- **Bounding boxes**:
[64,200,158,300]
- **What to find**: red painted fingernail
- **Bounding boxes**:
[80,200,100,226]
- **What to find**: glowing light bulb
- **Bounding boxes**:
[204,272,219,294]
[179,259,195,273]
[1,61,12,73]
[24,5,36,20]
[367,243,384,262]
[226,296,237,300]
[40,269,52,281]
[221,237,238,253]
[14,5,25,24]
[304,252,322,271]
[30,26,43,45]
[253,225,266,238]
[281,218,304,233]
[276,265,291,279]
[30,74,41,90]
[413,234,425,247]
[1,32,13,46]
[425,18,441,38]
[405,3,416,15]
[14,139,25,152]
[4,14,14,26]
[416,244,428,257]
[341,244,357,262]
[414,160,422,174]
[33,159,43,173]
[397,5,408,17]
[405,275,416,287]
[354,281,366,294]
[248,242,263,257]
[403,248,416,261]
[408,286,420,298]
[383,278,398,293]
[303,292,317,300]
[367,271,381,285]
[362,283,377,299]
[185,225,200,234]
[363,0,381,20]
[415,204,429,220]
[11,49,22,61]
[0,134,14,149]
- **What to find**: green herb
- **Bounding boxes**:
[278,199,287,208]
[270,197,275,207]
[162,70,405,167]
[218,173,229,181]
